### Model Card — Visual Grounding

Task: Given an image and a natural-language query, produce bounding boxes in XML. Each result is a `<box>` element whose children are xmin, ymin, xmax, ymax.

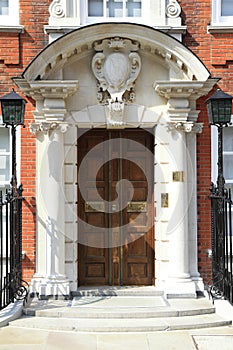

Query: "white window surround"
<box><xmin>211</xmin><ymin>115</ymin><xmax>233</xmax><ymax>185</ymax></box>
<box><xmin>0</xmin><ymin>122</ymin><xmax>21</xmax><ymax>187</ymax></box>
<box><xmin>46</xmin><ymin>0</ymin><xmax>185</xmax><ymax>41</ymax></box>
<box><xmin>0</xmin><ymin>125</ymin><xmax>11</xmax><ymax>187</ymax></box>
<box><xmin>208</xmin><ymin>0</ymin><xmax>233</xmax><ymax>33</ymax></box>
<box><xmin>0</xmin><ymin>0</ymin><xmax>19</xmax><ymax>26</ymax></box>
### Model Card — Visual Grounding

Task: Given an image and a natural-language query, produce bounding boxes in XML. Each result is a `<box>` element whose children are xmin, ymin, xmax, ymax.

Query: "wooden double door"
<box><xmin>78</xmin><ymin>129</ymin><xmax>154</xmax><ymax>286</ymax></box>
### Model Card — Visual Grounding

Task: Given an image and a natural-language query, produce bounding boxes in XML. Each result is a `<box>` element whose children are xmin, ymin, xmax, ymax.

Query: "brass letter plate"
<box><xmin>85</xmin><ymin>202</ymin><xmax>105</xmax><ymax>212</ymax></box>
<box><xmin>127</xmin><ymin>202</ymin><xmax>147</xmax><ymax>212</ymax></box>
<box><xmin>161</xmin><ymin>193</ymin><xmax>169</xmax><ymax>208</ymax></box>
<box><xmin>173</xmin><ymin>171</ymin><xmax>185</xmax><ymax>182</ymax></box>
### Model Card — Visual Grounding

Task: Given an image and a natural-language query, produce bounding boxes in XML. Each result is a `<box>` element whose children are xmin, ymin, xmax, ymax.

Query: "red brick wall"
<box><xmin>0</xmin><ymin>1</ymin><xmax>50</xmax><ymax>281</ymax></box>
<box><xmin>181</xmin><ymin>0</ymin><xmax>233</xmax><ymax>284</ymax></box>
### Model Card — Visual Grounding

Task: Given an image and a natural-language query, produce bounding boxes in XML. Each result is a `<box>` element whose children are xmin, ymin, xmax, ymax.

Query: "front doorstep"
<box><xmin>30</xmin><ymin>274</ymin><xmax>70</xmax><ymax>299</ymax></box>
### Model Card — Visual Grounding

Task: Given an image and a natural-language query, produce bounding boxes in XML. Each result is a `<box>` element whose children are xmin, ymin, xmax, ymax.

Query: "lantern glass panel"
<box><xmin>1</xmin><ymin>100</ymin><xmax>25</xmax><ymax>125</ymax></box>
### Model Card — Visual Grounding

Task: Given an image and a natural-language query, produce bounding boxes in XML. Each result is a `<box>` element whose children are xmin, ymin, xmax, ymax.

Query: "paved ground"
<box><xmin>0</xmin><ymin>325</ymin><xmax>233</xmax><ymax>349</ymax></box>
<box><xmin>0</xmin><ymin>290</ymin><xmax>233</xmax><ymax>349</ymax></box>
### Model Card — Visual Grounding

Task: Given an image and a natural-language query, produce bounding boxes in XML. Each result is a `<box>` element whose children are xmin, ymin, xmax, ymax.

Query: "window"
<box><xmin>88</xmin><ymin>0</ymin><xmax>141</xmax><ymax>17</ymax></box>
<box><xmin>222</xmin><ymin>0</ymin><xmax>233</xmax><ymax>16</ymax></box>
<box><xmin>0</xmin><ymin>126</ymin><xmax>11</xmax><ymax>188</ymax></box>
<box><xmin>212</xmin><ymin>0</ymin><xmax>233</xmax><ymax>25</ymax></box>
<box><xmin>0</xmin><ymin>0</ymin><xmax>19</xmax><ymax>26</ymax></box>
<box><xmin>83</xmin><ymin>0</ymin><xmax>144</xmax><ymax>23</ymax></box>
<box><xmin>223</xmin><ymin>126</ymin><xmax>233</xmax><ymax>192</ymax></box>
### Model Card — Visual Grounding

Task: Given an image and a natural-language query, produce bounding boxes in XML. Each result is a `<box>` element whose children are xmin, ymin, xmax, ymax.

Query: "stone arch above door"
<box><xmin>14</xmin><ymin>23</ymin><xmax>216</xmax><ymax>131</ymax></box>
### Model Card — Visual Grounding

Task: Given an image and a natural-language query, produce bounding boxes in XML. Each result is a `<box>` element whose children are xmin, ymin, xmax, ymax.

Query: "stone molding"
<box><xmin>154</xmin><ymin>80</ymin><xmax>216</xmax><ymax>100</ymax></box>
<box><xmin>13</xmin><ymin>79</ymin><xmax>79</xmax><ymax>101</ymax></box>
<box><xmin>13</xmin><ymin>79</ymin><xmax>78</xmax><ymax>134</ymax></box>
<box><xmin>17</xmin><ymin>24</ymin><xmax>210</xmax><ymax>81</ymax></box>
<box><xmin>169</xmin><ymin>121</ymin><xmax>204</xmax><ymax>134</ymax></box>
<box><xmin>154</xmin><ymin>79</ymin><xmax>218</xmax><ymax>124</ymax></box>
<box><xmin>30</xmin><ymin>121</ymin><xmax>69</xmax><ymax>135</ymax></box>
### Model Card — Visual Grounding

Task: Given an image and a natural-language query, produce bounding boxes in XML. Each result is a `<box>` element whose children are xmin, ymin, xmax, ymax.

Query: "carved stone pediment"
<box><xmin>92</xmin><ymin>37</ymin><xmax>141</xmax><ymax>128</ymax></box>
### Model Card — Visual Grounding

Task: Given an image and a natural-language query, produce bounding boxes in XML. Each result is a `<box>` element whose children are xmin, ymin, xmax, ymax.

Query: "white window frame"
<box><xmin>212</xmin><ymin>0</ymin><xmax>233</xmax><ymax>25</ymax></box>
<box><xmin>81</xmin><ymin>0</ymin><xmax>147</xmax><ymax>25</ymax></box>
<box><xmin>0</xmin><ymin>125</ymin><xmax>11</xmax><ymax>187</ymax></box>
<box><xmin>211</xmin><ymin>115</ymin><xmax>233</xmax><ymax>185</ymax></box>
<box><xmin>0</xmin><ymin>0</ymin><xmax>19</xmax><ymax>26</ymax></box>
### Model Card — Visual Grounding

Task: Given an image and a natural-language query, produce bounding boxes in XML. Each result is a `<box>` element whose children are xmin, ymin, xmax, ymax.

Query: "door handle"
<box><xmin>112</xmin><ymin>204</ymin><xmax>117</xmax><ymax>212</ymax></box>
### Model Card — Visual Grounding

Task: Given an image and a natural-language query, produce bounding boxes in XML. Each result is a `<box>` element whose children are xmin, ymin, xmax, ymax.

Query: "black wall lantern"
<box><xmin>0</xmin><ymin>88</ymin><xmax>26</xmax><ymax>126</ymax></box>
<box><xmin>0</xmin><ymin>88</ymin><xmax>27</xmax><ymax>191</ymax></box>
<box><xmin>206</xmin><ymin>89</ymin><xmax>233</xmax><ymax>126</ymax></box>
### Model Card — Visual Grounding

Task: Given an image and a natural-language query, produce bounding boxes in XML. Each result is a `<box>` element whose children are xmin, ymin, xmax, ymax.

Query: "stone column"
<box><xmin>30</xmin><ymin>122</ymin><xmax>70</xmax><ymax>298</ymax></box>
<box><xmin>165</xmin><ymin>121</ymin><xmax>203</xmax><ymax>297</ymax></box>
<box><xmin>165</xmin><ymin>124</ymin><xmax>194</xmax><ymax>297</ymax></box>
<box><xmin>186</xmin><ymin>129</ymin><xmax>205</xmax><ymax>293</ymax></box>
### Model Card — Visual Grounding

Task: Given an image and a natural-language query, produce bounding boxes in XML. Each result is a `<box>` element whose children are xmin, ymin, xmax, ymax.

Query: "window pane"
<box><xmin>0</xmin><ymin>128</ymin><xmax>10</xmax><ymax>152</ymax></box>
<box><xmin>126</xmin><ymin>0</ymin><xmax>141</xmax><ymax>17</ymax></box>
<box><xmin>0</xmin><ymin>155</ymin><xmax>10</xmax><ymax>182</ymax></box>
<box><xmin>222</xmin><ymin>0</ymin><xmax>233</xmax><ymax>16</ymax></box>
<box><xmin>88</xmin><ymin>0</ymin><xmax>103</xmax><ymax>16</ymax></box>
<box><xmin>107</xmin><ymin>0</ymin><xmax>123</xmax><ymax>17</ymax></box>
<box><xmin>223</xmin><ymin>127</ymin><xmax>233</xmax><ymax>152</ymax></box>
<box><xmin>0</xmin><ymin>0</ymin><xmax>8</xmax><ymax>15</ymax></box>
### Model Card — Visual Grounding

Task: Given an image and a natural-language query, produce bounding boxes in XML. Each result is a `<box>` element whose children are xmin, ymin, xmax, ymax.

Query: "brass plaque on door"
<box><xmin>127</xmin><ymin>202</ymin><xmax>147</xmax><ymax>212</ymax></box>
<box><xmin>85</xmin><ymin>202</ymin><xmax>105</xmax><ymax>212</ymax></box>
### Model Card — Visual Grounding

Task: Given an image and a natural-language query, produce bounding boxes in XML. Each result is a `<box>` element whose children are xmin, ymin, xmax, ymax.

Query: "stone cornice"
<box><xmin>0</xmin><ymin>25</ymin><xmax>24</xmax><ymax>33</ymax></box>
<box><xmin>154</xmin><ymin>79</ymin><xmax>219</xmax><ymax>100</ymax></box>
<box><xmin>207</xmin><ymin>25</ymin><xmax>233</xmax><ymax>34</ymax></box>
<box><xmin>13</xmin><ymin>79</ymin><xmax>79</xmax><ymax>100</ymax></box>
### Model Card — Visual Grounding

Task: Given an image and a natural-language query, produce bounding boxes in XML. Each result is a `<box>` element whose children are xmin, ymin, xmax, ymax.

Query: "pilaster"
<box><xmin>23</xmin><ymin>81</ymin><xmax>78</xmax><ymax>298</ymax></box>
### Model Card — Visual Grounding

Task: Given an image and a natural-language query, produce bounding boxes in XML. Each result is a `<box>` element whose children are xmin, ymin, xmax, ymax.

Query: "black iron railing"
<box><xmin>210</xmin><ymin>182</ymin><xmax>233</xmax><ymax>305</ymax></box>
<box><xmin>0</xmin><ymin>185</ymin><xmax>28</xmax><ymax>310</ymax></box>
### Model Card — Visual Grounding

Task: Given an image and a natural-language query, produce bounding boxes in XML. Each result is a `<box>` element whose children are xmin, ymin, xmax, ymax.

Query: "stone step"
<box><xmin>30</xmin><ymin>297</ymin><xmax>215</xmax><ymax>319</ymax></box>
<box><xmin>9</xmin><ymin>313</ymin><xmax>232</xmax><ymax>332</ymax></box>
<box><xmin>34</xmin><ymin>306</ymin><xmax>215</xmax><ymax>319</ymax></box>
<box><xmin>24</xmin><ymin>295</ymin><xmax>216</xmax><ymax>319</ymax></box>
<box><xmin>70</xmin><ymin>286</ymin><xmax>164</xmax><ymax>297</ymax></box>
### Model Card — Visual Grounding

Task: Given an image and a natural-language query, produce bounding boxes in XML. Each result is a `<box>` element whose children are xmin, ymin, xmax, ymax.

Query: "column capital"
<box><xmin>168</xmin><ymin>121</ymin><xmax>204</xmax><ymax>134</ymax></box>
<box><xmin>30</xmin><ymin>121</ymin><xmax>69</xmax><ymax>135</ymax></box>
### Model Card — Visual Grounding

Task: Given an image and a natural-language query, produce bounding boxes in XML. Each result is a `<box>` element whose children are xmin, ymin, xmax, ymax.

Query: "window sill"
<box><xmin>207</xmin><ymin>25</ymin><xmax>233</xmax><ymax>33</ymax></box>
<box><xmin>44</xmin><ymin>25</ymin><xmax>80</xmax><ymax>35</ymax></box>
<box><xmin>0</xmin><ymin>25</ymin><xmax>24</xmax><ymax>33</ymax></box>
<box><xmin>44</xmin><ymin>24</ymin><xmax>187</xmax><ymax>35</ymax></box>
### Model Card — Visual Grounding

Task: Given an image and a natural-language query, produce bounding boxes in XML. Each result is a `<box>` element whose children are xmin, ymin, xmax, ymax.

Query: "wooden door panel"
<box><xmin>78</xmin><ymin>130</ymin><xmax>109</xmax><ymax>286</ymax></box>
<box><xmin>78</xmin><ymin>129</ymin><xmax>154</xmax><ymax>286</ymax></box>
<box><xmin>122</xmin><ymin>130</ymin><xmax>154</xmax><ymax>285</ymax></box>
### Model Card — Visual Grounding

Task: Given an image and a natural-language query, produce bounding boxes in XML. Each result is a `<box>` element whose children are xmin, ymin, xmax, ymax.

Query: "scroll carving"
<box><xmin>166</xmin><ymin>0</ymin><xmax>181</xmax><ymax>18</ymax></box>
<box><xmin>49</xmin><ymin>0</ymin><xmax>65</xmax><ymax>18</ymax></box>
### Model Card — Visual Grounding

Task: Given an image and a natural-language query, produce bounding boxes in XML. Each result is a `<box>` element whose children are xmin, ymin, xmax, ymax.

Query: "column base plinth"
<box><xmin>164</xmin><ymin>277</ymin><xmax>197</xmax><ymax>298</ymax></box>
<box><xmin>30</xmin><ymin>273</ymin><xmax>70</xmax><ymax>299</ymax></box>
